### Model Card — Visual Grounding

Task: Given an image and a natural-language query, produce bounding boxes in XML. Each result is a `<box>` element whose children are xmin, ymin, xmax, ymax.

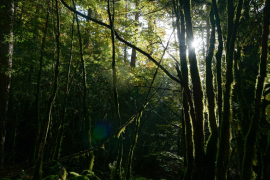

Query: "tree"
<box><xmin>0</xmin><ymin>0</ymin><xmax>14</xmax><ymax>168</ymax></box>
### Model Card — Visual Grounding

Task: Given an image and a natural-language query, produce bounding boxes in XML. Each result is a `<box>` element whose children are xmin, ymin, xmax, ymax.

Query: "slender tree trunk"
<box><xmin>173</xmin><ymin>0</ymin><xmax>193</xmax><ymax>179</ymax></box>
<box><xmin>130</xmin><ymin>0</ymin><xmax>139</xmax><ymax>67</ymax></box>
<box><xmin>12</xmin><ymin>106</ymin><xmax>18</xmax><ymax>166</ymax></box>
<box><xmin>107</xmin><ymin>0</ymin><xmax>123</xmax><ymax>178</ymax></box>
<box><xmin>33</xmin><ymin>0</ymin><xmax>61</xmax><ymax>179</ymax></box>
<box><xmin>124</xmin><ymin>0</ymin><xmax>128</xmax><ymax>63</ymax></box>
<box><xmin>126</xmin><ymin>113</ymin><xmax>141</xmax><ymax>180</ymax></box>
<box><xmin>180</xmin><ymin>107</ymin><xmax>186</xmax><ymax>166</ymax></box>
<box><xmin>216</xmin><ymin>0</ymin><xmax>243</xmax><ymax>178</ymax></box>
<box><xmin>212</xmin><ymin>0</ymin><xmax>223</xmax><ymax>128</ymax></box>
<box><xmin>53</xmin><ymin>15</ymin><xmax>75</xmax><ymax>160</ymax></box>
<box><xmin>72</xmin><ymin>0</ymin><xmax>95</xmax><ymax>171</ymax></box>
<box><xmin>204</xmin><ymin>6</ymin><xmax>217</xmax><ymax>180</ymax></box>
<box><xmin>183</xmin><ymin>0</ymin><xmax>204</xmax><ymax>178</ymax></box>
<box><xmin>33</xmin><ymin>3</ymin><xmax>50</xmax><ymax>163</ymax></box>
<box><xmin>0</xmin><ymin>0</ymin><xmax>14</xmax><ymax>168</ymax></box>
<box><xmin>242</xmin><ymin>0</ymin><xmax>269</xmax><ymax>179</ymax></box>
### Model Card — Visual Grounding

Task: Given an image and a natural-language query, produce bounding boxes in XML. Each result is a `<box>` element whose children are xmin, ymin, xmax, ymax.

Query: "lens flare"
<box><xmin>192</xmin><ymin>39</ymin><xmax>199</xmax><ymax>48</ymax></box>
<box><xmin>93</xmin><ymin>121</ymin><xmax>111</xmax><ymax>140</ymax></box>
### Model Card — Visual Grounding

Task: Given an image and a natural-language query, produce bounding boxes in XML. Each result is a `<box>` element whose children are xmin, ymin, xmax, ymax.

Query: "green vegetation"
<box><xmin>0</xmin><ymin>0</ymin><xmax>269</xmax><ymax>179</ymax></box>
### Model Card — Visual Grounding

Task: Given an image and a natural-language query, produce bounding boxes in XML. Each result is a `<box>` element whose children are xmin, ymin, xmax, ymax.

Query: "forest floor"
<box><xmin>0</xmin><ymin>162</ymin><xmax>33</xmax><ymax>179</ymax></box>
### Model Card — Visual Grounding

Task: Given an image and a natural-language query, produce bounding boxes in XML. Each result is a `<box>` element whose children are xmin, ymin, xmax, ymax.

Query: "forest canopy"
<box><xmin>0</xmin><ymin>0</ymin><xmax>270</xmax><ymax>179</ymax></box>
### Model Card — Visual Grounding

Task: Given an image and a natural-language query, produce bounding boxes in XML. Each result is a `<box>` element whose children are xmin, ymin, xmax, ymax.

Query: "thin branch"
<box><xmin>148</xmin><ymin>109</ymin><xmax>181</xmax><ymax>128</ymax></box>
<box><xmin>60</xmin><ymin>0</ymin><xmax>181</xmax><ymax>85</ymax></box>
<box><xmin>134</xmin><ymin>86</ymin><xmax>181</xmax><ymax>92</ymax></box>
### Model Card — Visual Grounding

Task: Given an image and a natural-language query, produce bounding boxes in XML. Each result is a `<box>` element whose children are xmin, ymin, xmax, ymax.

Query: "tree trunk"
<box><xmin>33</xmin><ymin>0</ymin><xmax>61</xmax><ymax>179</ymax></box>
<box><xmin>173</xmin><ymin>0</ymin><xmax>193</xmax><ymax>179</ymax></box>
<box><xmin>204</xmin><ymin>6</ymin><xmax>217</xmax><ymax>180</ymax></box>
<box><xmin>130</xmin><ymin>0</ymin><xmax>139</xmax><ymax>67</ymax></box>
<box><xmin>107</xmin><ymin>0</ymin><xmax>123</xmax><ymax>178</ymax></box>
<box><xmin>53</xmin><ymin>15</ymin><xmax>75</xmax><ymax>160</ymax></box>
<box><xmin>216</xmin><ymin>0</ymin><xmax>243</xmax><ymax>178</ymax></box>
<box><xmin>33</xmin><ymin>3</ymin><xmax>50</xmax><ymax>163</ymax></box>
<box><xmin>72</xmin><ymin>0</ymin><xmax>95</xmax><ymax>171</ymax></box>
<box><xmin>241</xmin><ymin>0</ymin><xmax>269</xmax><ymax>178</ymax></box>
<box><xmin>0</xmin><ymin>0</ymin><xmax>14</xmax><ymax>168</ymax></box>
<box><xmin>183</xmin><ymin>0</ymin><xmax>204</xmax><ymax>178</ymax></box>
<box><xmin>212</xmin><ymin>0</ymin><xmax>223</xmax><ymax>129</ymax></box>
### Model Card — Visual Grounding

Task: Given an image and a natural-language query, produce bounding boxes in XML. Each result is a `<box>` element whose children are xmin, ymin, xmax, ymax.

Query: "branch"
<box><xmin>60</xmin><ymin>0</ymin><xmax>110</xmax><ymax>28</ymax></box>
<box><xmin>60</xmin><ymin>0</ymin><xmax>181</xmax><ymax>85</ymax></box>
<box><xmin>134</xmin><ymin>85</ymin><xmax>181</xmax><ymax>92</ymax></box>
<box><xmin>148</xmin><ymin>108</ymin><xmax>181</xmax><ymax>128</ymax></box>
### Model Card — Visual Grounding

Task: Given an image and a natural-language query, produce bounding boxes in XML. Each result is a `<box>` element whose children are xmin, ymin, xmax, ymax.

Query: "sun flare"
<box><xmin>192</xmin><ymin>39</ymin><xmax>200</xmax><ymax>48</ymax></box>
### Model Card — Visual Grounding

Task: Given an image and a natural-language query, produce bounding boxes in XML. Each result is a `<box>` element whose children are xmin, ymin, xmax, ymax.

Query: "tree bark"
<box><xmin>107</xmin><ymin>0</ymin><xmax>123</xmax><ymax>179</ymax></box>
<box><xmin>173</xmin><ymin>0</ymin><xmax>193</xmax><ymax>179</ymax></box>
<box><xmin>33</xmin><ymin>3</ymin><xmax>50</xmax><ymax>163</ymax></box>
<box><xmin>130</xmin><ymin>0</ymin><xmax>139</xmax><ymax>67</ymax></box>
<box><xmin>216</xmin><ymin>0</ymin><xmax>243</xmax><ymax>178</ymax></box>
<box><xmin>204</xmin><ymin>6</ymin><xmax>217</xmax><ymax>180</ymax></box>
<box><xmin>241</xmin><ymin>0</ymin><xmax>269</xmax><ymax>178</ymax></box>
<box><xmin>0</xmin><ymin>0</ymin><xmax>14</xmax><ymax>168</ymax></box>
<box><xmin>183</xmin><ymin>0</ymin><xmax>204</xmax><ymax>179</ymax></box>
<box><xmin>33</xmin><ymin>0</ymin><xmax>61</xmax><ymax>179</ymax></box>
<box><xmin>53</xmin><ymin>15</ymin><xmax>75</xmax><ymax>160</ymax></box>
<box><xmin>72</xmin><ymin>0</ymin><xmax>95</xmax><ymax>171</ymax></box>
<box><xmin>212</xmin><ymin>0</ymin><xmax>223</xmax><ymax>128</ymax></box>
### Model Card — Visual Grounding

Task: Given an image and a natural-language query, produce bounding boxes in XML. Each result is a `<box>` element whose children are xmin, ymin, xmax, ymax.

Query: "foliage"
<box><xmin>0</xmin><ymin>0</ymin><xmax>269</xmax><ymax>179</ymax></box>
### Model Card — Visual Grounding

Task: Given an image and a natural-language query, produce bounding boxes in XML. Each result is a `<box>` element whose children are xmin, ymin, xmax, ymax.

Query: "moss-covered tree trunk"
<box><xmin>241</xmin><ymin>0</ymin><xmax>269</xmax><ymax>178</ymax></box>
<box><xmin>126</xmin><ymin>112</ymin><xmax>141</xmax><ymax>180</ymax></box>
<box><xmin>259</xmin><ymin>90</ymin><xmax>270</xmax><ymax>179</ymax></box>
<box><xmin>183</xmin><ymin>0</ymin><xmax>204</xmax><ymax>179</ymax></box>
<box><xmin>107</xmin><ymin>0</ymin><xmax>123</xmax><ymax>179</ymax></box>
<box><xmin>204</xmin><ymin>6</ymin><xmax>217</xmax><ymax>180</ymax></box>
<box><xmin>212</xmin><ymin>0</ymin><xmax>223</xmax><ymax>129</ymax></box>
<box><xmin>73</xmin><ymin>0</ymin><xmax>95</xmax><ymax>171</ymax></box>
<box><xmin>173</xmin><ymin>0</ymin><xmax>193</xmax><ymax>179</ymax></box>
<box><xmin>216</xmin><ymin>0</ymin><xmax>243</xmax><ymax>178</ymax></box>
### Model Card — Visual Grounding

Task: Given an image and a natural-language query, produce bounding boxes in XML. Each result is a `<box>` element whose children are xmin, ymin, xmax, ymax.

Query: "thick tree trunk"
<box><xmin>0</xmin><ymin>0</ymin><xmax>14</xmax><ymax>168</ymax></box>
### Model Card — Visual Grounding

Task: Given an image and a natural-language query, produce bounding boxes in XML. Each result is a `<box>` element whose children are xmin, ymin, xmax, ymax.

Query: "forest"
<box><xmin>0</xmin><ymin>0</ymin><xmax>269</xmax><ymax>179</ymax></box>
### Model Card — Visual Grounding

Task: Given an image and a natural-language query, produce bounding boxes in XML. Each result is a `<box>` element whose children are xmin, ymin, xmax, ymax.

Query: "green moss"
<box><xmin>135</xmin><ymin>177</ymin><xmax>147</xmax><ymax>180</ymax></box>
<box><xmin>43</xmin><ymin>163</ymin><xmax>67</xmax><ymax>180</ymax></box>
<box><xmin>81</xmin><ymin>170</ymin><xmax>94</xmax><ymax>176</ymax></box>
<box><xmin>42</xmin><ymin>175</ymin><xmax>59</xmax><ymax>180</ymax></box>
<box><xmin>67</xmin><ymin>176</ymin><xmax>89</xmax><ymax>180</ymax></box>
<box><xmin>68</xmin><ymin>172</ymin><xmax>80</xmax><ymax>178</ymax></box>
<box><xmin>80</xmin><ymin>170</ymin><xmax>100</xmax><ymax>180</ymax></box>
